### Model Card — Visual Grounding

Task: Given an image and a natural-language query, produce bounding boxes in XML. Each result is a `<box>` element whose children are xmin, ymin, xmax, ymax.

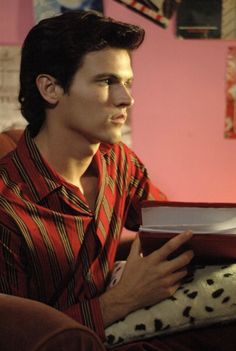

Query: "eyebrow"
<box><xmin>93</xmin><ymin>73</ymin><xmax>134</xmax><ymax>82</ymax></box>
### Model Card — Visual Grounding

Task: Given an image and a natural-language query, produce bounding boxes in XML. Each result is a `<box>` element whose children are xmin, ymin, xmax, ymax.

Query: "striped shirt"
<box><xmin>0</xmin><ymin>129</ymin><xmax>166</xmax><ymax>339</ymax></box>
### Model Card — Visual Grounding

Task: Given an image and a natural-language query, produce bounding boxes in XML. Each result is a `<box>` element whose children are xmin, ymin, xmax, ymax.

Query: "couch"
<box><xmin>0</xmin><ymin>129</ymin><xmax>23</xmax><ymax>159</ymax></box>
<box><xmin>0</xmin><ymin>294</ymin><xmax>105</xmax><ymax>351</ymax></box>
<box><xmin>0</xmin><ymin>129</ymin><xmax>106</xmax><ymax>351</ymax></box>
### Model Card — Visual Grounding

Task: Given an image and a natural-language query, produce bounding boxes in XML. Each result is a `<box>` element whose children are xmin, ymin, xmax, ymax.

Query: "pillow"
<box><xmin>105</xmin><ymin>261</ymin><xmax>236</xmax><ymax>348</ymax></box>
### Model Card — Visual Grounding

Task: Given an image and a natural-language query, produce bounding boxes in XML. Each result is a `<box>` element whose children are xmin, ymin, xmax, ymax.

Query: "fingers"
<box><xmin>163</xmin><ymin>267</ymin><xmax>188</xmax><ymax>287</ymax></box>
<box><xmin>165</xmin><ymin>249</ymin><xmax>194</xmax><ymax>274</ymax></box>
<box><xmin>128</xmin><ymin>234</ymin><xmax>141</xmax><ymax>258</ymax></box>
<box><xmin>162</xmin><ymin>281</ymin><xmax>183</xmax><ymax>300</ymax></box>
<box><xmin>146</xmin><ymin>231</ymin><xmax>194</xmax><ymax>279</ymax></box>
<box><xmin>153</xmin><ymin>230</ymin><xmax>193</xmax><ymax>262</ymax></box>
<box><xmin>150</xmin><ymin>268</ymin><xmax>190</xmax><ymax>302</ymax></box>
<box><xmin>117</xmin><ymin>232</ymin><xmax>193</xmax><ymax>311</ymax></box>
<box><xmin>153</xmin><ymin>269</ymin><xmax>188</xmax><ymax>302</ymax></box>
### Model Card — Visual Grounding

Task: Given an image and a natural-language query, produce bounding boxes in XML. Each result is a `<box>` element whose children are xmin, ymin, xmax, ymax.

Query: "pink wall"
<box><xmin>1</xmin><ymin>0</ymin><xmax>236</xmax><ymax>203</ymax></box>
<box><xmin>0</xmin><ymin>0</ymin><xmax>34</xmax><ymax>45</ymax></box>
<box><xmin>105</xmin><ymin>1</ymin><xmax>236</xmax><ymax>204</ymax></box>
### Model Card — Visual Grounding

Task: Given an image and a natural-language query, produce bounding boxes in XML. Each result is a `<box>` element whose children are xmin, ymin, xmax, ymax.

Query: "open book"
<box><xmin>139</xmin><ymin>201</ymin><xmax>236</xmax><ymax>264</ymax></box>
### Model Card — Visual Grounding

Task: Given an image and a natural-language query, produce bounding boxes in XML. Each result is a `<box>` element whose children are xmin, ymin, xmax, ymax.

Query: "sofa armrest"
<box><xmin>0</xmin><ymin>129</ymin><xmax>23</xmax><ymax>159</ymax></box>
<box><xmin>0</xmin><ymin>294</ymin><xmax>105</xmax><ymax>351</ymax></box>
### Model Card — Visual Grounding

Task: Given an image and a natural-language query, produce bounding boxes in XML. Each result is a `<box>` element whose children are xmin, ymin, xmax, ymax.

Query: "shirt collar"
<box><xmin>16</xmin><ymin>128</ymin><xmax>63</xmax><ymax>203</ymax></box>
<box><xmin>16</xmin><ymin>128</ymin><xmax>112</xmax><ymax>203</ymax></box>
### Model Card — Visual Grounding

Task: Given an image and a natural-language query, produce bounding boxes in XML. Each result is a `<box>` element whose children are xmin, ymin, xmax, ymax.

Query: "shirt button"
<box><xmin>86</xmin><ymin>272</ymin><xmax>92</xmax><ymax>282</ymax></box>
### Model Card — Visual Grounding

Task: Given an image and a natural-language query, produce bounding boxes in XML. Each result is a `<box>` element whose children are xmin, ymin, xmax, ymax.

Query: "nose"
<box><xmin>112</xmin><ymin>84</ymin><xmax>134</xmax><ymax>108</ymax></box>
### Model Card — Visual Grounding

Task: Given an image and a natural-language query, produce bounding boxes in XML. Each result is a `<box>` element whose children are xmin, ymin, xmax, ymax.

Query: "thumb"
<box><xmin>128</xmin><ymin>234</ymin><xmax>142</xmax><ymax>259</ymax></box>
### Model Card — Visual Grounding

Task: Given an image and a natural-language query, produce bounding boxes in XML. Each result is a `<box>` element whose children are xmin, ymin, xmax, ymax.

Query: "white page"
<box><xmin>141</xmin><ymin>206</ymin><xmax>236</xmax><ymax>234</ymax></box>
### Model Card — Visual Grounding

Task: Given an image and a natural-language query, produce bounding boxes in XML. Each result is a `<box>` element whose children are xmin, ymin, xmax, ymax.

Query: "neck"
<box><xmin>34</xmin><ymin>126</ymin><xmax>100</xmax><ymax>187</ymax></box>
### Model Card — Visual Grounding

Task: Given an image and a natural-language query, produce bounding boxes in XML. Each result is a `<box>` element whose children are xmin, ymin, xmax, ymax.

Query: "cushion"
<box><xmin>105</xmin><ymin>261</ymin><xmax>236</xmax><ymax>348</ymax></box>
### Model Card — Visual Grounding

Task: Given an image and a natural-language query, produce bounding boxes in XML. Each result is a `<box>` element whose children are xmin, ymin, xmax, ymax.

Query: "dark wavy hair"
<box><xmin>18</xmin><ymin>10</ymin><xmax>145</xmax><ymax>137</ymax></box>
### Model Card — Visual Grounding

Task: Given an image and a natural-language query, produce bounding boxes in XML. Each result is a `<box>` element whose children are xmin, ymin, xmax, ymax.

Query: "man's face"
<box><xmin>57</xmin><ymin>48</ymin><xmax>134</xmax><ymax>145</ymax></box>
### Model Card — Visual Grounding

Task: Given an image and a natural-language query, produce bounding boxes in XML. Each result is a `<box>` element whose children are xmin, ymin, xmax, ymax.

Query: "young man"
<box><xmin>0</xmin><ymin>10</ymin><xmax>235</xmax><ymax>351</ymax></box>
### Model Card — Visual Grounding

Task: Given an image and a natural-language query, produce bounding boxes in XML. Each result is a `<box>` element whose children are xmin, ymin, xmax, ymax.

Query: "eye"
<box><xmin>103</xmin><ymin>78</ymin><xmax>114</xmax><ymax>85</ymax></box>
<box><xmin>124</xmin><ymin>80</ymin><xmax>133</xmax><ymax>89</ymax></box>
<box><xmin>97</xmin><ymin>77</ymin><xmax>116</xmax><ymax>86</ymax></box>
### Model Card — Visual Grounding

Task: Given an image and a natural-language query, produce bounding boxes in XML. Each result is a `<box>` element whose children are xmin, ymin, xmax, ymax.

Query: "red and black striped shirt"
<box><xmin>0</xmin><ymin>129</ymin><xmax>166</xmax><ymax>339</ymax></box>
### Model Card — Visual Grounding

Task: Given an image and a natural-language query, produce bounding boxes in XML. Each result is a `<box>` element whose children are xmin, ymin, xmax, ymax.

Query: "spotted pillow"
<box><xmin>104</xmin><ymin>262</ymin><xmax>236</xmax><ymax>348</ymax></box>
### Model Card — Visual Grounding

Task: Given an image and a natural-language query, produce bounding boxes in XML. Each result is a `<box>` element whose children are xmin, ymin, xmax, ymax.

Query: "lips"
<box><xmin>111</xmin><ymin>114</ymin><xmax>127</xmax><ymax>124</ymax></box>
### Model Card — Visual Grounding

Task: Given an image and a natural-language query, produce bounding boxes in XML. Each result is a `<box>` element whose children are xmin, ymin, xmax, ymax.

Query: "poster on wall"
<box><xmin>176</xmin><ymin>0</ymin><xmax>236</xmax><ymax>39</ymax></box>
<box><xmin>225</xmin><ymin>47</ymin><xmax>236</xmax><ymax>139</ymax></box>
<box><xmin>33</xmin><ymin>0</ymin><xmax>103</xmax><ymax>23</ymax></box>
<box><xmin>114</xmin><ymin>0</ymin><xmax>181</xmax><ymax>28</ymax></box>
<box><xmin>0</xmin><ymin>46</ymin><xmax>27</xmax><ymax>132</ymax></box>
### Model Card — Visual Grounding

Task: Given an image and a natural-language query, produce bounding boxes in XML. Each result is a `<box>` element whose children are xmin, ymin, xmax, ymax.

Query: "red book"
<box><xmin>139</xmin><ymin>201</ymin><xmax>236</xmax><ymax>264</ymax></box>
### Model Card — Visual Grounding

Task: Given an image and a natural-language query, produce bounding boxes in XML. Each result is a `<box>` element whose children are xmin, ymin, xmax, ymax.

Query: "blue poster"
<box><xmin>33</xmin><ymin>0</ymin><xmax>103</xmax><ymax>23</ymax></box>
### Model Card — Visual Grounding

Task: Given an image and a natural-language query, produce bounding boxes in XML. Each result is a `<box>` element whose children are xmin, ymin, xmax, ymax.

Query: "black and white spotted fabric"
<box><xmin>105</xmin><ymin>261</ymin><xmax>236</xmax><ymax>348</ymax></box>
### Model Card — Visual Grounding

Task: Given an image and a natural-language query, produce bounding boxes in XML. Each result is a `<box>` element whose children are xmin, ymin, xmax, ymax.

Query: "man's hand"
<box><xmin>119</xmin><ymin>231</ymin><xmax>193</xmax><ymax>310</ymax></box>
<box><xmin>100</xmin><ymin>231</ymin><xmax>194</xmax><ymax>327</ymax></box>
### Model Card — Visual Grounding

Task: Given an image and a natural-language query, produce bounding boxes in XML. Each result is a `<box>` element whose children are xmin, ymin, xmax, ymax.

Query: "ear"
<box><xmin>36</xmin><ymin>74</ymin><xmax>63</xmax><ymax>104</ymax></box>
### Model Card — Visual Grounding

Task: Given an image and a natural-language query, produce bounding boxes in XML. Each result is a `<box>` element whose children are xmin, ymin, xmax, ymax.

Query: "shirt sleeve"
<box><xmin>0</xmin><ymin>224</ymin><xmax>28</xmax><ymax>297</ymax></box>
<box><xmin>63</xmin><ymin>298</ymin><xmax>105</xmax><ymax>340</ymax></box>
<box><xmin>0</xmin><ymin>223</ymin><xmax>106</xmax><ymax>340</ymax></box>
<box><xmin>124</xmin><ymin>146</ymin><xmax>167</xmax><ymax>231</ymax></box>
